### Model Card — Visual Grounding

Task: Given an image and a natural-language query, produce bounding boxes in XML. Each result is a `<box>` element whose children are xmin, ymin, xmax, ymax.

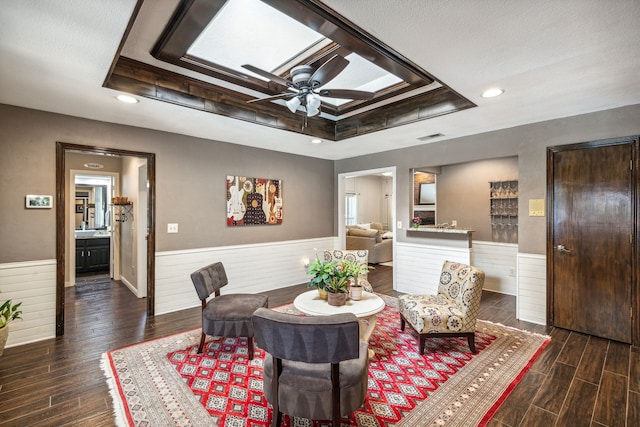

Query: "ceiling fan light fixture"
<box><xmin>306</xmin><ymin>93</ymin><xmax>321</xmax><ymax>116</ymax></box>
<box><xmin>285</xmin><ymin>96</ymin><xmax>301</xmax><ymax>113</ymax></box>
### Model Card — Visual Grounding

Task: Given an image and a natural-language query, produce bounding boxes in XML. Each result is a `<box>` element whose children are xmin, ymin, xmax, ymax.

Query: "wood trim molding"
<box><xmin>106</xmin><ymin>57</ymin><xmax>474</xmax><ymax>141</ymax></box>
<box><xmin>55</xmin><ymin>142</ymin><xmax>157</xmax><ymax>335</ymax></box>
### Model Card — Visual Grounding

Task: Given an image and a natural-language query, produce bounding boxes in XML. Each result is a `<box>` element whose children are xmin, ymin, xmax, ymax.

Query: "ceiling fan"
<box><xmin>242</xmin><ymin>55</ymin><xmax>374</xmax><ymax>117</ymax></box>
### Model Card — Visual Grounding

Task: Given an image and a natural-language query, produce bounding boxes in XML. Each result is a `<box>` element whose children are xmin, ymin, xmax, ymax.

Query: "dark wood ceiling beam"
<box><xmin>335</xmin><ymin>87</ymin><xmax>474</xmax><ymax>140</ymax></box>
<box><xmin>104</xmin><ymin>57</ymin><xmax>474</xmax><ymax>141</ymax></box>
<box><xmin>106</xmin><ymin>57</ymin><xmax>336</xmax><ymax>140</ymax></box>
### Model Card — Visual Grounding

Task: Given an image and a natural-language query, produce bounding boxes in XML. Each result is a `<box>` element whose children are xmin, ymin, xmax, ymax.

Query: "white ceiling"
<box><xmin>1</xmin><ymin>0</ymin><xmax>639</xmax><ymax>160</ymax></box>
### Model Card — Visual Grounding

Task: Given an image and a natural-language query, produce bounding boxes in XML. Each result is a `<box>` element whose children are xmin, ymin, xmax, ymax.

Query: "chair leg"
<box><xmin>400</xmin><ymin>315</ymin><xmax>406</xmax><ymax>331</ymax></box>
<box><xmin>271</xmin><ymin>358</ymin><xmax>282</xmax><ymax>427</ymax></box>
<box><xmin>467</xmin><ymin>333</ymin><xmax>477</xmax><ymax>353</ymax></box>
<box><xmin>419</xmin><ymin>334</ymin><xmax>426</xmax><ymax>355</ymax></box>
<box><xmin>197</xmin><ymin>332</ymin><xmax>206</xmax><ymax>354</ymax></box>
<box><xmin>248</xmin><ymin>336</ymin><xmax>254</xmax><ymax>360</ymax></box>
<box><xmin>331</xmin><ymin>363</ymin><xmax>341</xmax><ymax>427</ymax></box>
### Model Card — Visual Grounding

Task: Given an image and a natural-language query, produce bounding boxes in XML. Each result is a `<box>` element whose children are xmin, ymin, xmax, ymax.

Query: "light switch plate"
<box><xmin>529</xmin><ymin>199</ymin><xmax>545</xmax><ymax>217</ymax></box>
<box><xmin>397</xmin><ymin>221</ymin><xmax>402</xmax><ymax>229</ymax></box>
<box><xmin>167</xmin><ymin>223</ymin><xmax>178</xmax><ymax>233</ymax></box>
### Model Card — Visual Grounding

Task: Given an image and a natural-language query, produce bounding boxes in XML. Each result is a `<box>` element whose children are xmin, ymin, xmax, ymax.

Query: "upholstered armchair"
<box><xmin>252</xmin><ymin>307</ymin><xmax>369</xmax><ymax>427</ymax></box>
<box><xmin>190</xmin><ymin>262</ymin><xmax>268</xmax><ymax>359</ymax></box>
<box><xmin>322</xmin><ymin>249</ymin><xmax>373</xmax><ymax>292</ymax></box>
<box><xmin>398</xmin><ymin>261</ymin><xmax>485</xmax><ymax>354</ymax></box>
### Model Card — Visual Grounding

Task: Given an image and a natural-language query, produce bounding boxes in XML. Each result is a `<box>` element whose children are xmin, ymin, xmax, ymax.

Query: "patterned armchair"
<box><xmin>323</xmin><ymin>249</ymin><xmax>373</xmax><ymax>292</ymax></box>
<box><xmin>398</xmin><ymin>261</ymin><xmax>485</xmax><ymax>354</ymax></box>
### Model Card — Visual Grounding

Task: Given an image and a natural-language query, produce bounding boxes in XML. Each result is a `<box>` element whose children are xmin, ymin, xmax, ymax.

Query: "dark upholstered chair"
<box><xmin>252</xmin><ymin>307</ymin><xmax>369</xmax><ymax>427</ymax></box>
<box><xmin>191</xmin><ymin>262</ymin><xmax>268</xmax><ymax>359</ymax></box>
<box><xmin>399</xmin><ymin>261</ymin><xmax>485</xmax><ymax>354</ymax></box>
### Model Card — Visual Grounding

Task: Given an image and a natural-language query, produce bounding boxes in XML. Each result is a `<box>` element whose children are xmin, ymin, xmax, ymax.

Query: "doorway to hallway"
<box><xmin>55</xmin><ymin>142</ymin><xmax>156</xmax><ymax>336</ymax></box>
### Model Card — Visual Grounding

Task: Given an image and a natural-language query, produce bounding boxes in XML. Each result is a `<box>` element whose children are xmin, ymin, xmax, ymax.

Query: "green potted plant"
<box><xmin>343</xmin><ymin>261</ymin><xmax>373</xmax><ymax>301</ymax></box>
<box><xmin>307</xmin><ymin>258</ymin><xmax>354</xmax><ymax>306</ymax></box>
<box><xmin>307</xmin><ymin>258</ymin><xmax>338</xmax><ymax>300</ymax></box>
<box><xmin>0</xmin><ymin>299</ymin><xmax>22</xmax><ymax>356</ymax></box>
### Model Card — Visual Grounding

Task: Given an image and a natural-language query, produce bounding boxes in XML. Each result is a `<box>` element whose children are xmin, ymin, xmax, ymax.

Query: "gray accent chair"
<box><xmin>252</xmin><ymin>307</ymin><xmax>369</xmax><ymax>427</ymax></box>
<box><xmin>191</xmin><ymin>262</ymin><xmax>268</xmax><ymax>359</ymax></box>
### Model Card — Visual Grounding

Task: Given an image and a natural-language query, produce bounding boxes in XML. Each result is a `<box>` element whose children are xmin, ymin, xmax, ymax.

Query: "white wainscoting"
<box><xmin>394</xmin><ymin>242</ymin><xmax>471</xmax><ymax>295</ymax></box>
<box><xmin>155</xmin><ymin>237</ymin><xmax>337</xmax><ymax>315</ymax></box>
<box><xmin>0</xmin><ymin>260</ymin><xmax>56</xmax><ymax>348</ymax></box>
<box><xmin>471</xmin><ymin>241</ymin><xmax>518</xmax><ymax>295</ymax></box>
<box><xmin>517</xmin><ymin>253</ymin><xmax>547</xmax><ymax>325</ymax></box>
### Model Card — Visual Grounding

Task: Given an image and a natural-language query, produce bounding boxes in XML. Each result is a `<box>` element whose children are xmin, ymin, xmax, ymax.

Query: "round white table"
<box><xmin>293</xmin><ymin>290</ymin><xmax>385</xmax><ymax>357</ymax></box>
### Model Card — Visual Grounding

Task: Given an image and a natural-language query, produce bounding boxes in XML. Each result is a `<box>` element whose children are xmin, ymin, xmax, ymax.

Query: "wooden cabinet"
<box><xmin>76</xmin><ymin>237</ymin><xmax>110</xmax><ymax>273</ymax></box>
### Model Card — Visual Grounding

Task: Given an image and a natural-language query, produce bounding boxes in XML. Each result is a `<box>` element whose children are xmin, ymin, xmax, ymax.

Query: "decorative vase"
<box><xmin>0</xmin><ymin>325</ymin><xmax>8</xmax><ymax>357</ymax></box>
<box><xmin>317</xmin><ymin>287</ymin><xmax>328</xmax><ymax>300</ymax></box>
<box><xmin>412</xmin><ymin>223</ymin><xmax>420</xmax><ymax>228</ymax></box>
<box><xmin>350</xmin><ymin>285</ymin><xmax>363</xmax><ymax>301</ymax></box>
<box><xmin>327</xmin><ymin>292</ymin><xmax>347</xmax><ymax>306</ymax></box>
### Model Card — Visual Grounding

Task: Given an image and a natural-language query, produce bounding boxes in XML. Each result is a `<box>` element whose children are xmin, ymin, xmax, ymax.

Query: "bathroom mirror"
<box><xmin>75</xmin><ymin>185</ymin><xmax>109</xmax><ymax>229</ymax></box>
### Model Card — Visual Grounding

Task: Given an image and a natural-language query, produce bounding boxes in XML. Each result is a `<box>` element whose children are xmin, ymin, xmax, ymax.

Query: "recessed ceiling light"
<box><xmin>117</xmin><ymin>94</ymin><xmax>139</xmax><ymax>104</ymax></box>
<box><xmin>310</xmin><ymin>138</ymin><xmax>323</xmax><ymax>144</ymax></box>
<box><xmin>481</xmin><ymin>88</ymin><xmax>504</xmax><ymax>98</ymax></box>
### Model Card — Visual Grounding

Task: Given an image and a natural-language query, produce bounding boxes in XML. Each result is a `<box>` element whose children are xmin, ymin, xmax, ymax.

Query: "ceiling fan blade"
<box><xmin>309</xmin><ymin>55</ymin><xmax>349</xmax><ymax>88</ymax></box>
<box><xmin>317</xmin><ymin>89</ymin><xmax>375</xmax><ymax>100</ymax></box>
<box><xmin>246</xmin><ymin>93</ymin><xmax>296</xmax><ymax>104</ymax></box>
<box><xmin>241</xmin><ymin>64</ymin><xmax>293</xmax><ymax>88</ymax></box>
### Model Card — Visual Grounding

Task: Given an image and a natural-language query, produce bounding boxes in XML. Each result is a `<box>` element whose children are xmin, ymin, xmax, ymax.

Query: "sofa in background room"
<box><xmin>346</xmin><ymin>222</ymin><xmax>393</xmax><ymax>264</ymax></box>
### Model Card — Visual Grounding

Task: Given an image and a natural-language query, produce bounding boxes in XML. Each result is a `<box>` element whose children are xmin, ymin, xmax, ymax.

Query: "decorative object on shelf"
<box><xmin>0</xmin><ymin>298</ymin><xmax>23</xmax><ymax>356</ymax></box>
<box><xmin>412</xmin><ymin>216</ymin><xmax>421</xmax><ymax>228</ymax></box>
<box><xmin>226</xmin><ymin>176</ymin><xmax>282</xmax><ymax>226</ymax></box>
<box><xmin>489</xmin><ymin>180</ymin><xmax>518</xmax><ymax>243</ymax></box>
<box><xmin>111</xmin><ymin>197</ymin><xmax>133</xmax><ymax>222</ymax></box>
<box><xmin>111</xmin><ymin>196</ymin><xmax>131</xmax><ymax>205</ymax></box>
<box><xmin>25</xmin><ymin>195</ymin><xmax>52</xmax><ymax>209</ymax></box>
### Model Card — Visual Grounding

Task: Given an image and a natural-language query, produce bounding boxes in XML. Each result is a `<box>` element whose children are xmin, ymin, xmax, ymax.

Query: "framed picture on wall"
<box><xmin>26</xmin><ymin>195</ymin><xmax>53</xmax><ymax>209</ymax></box>
<box><xmin>418</xmin><ymin>183</ymin><xmax>436</xmax><ymax>205</ymax></box>
<box><xmin>226</xmin><ymin>176</ymin><xmax>283</xmax><ymax>226</ymax></box>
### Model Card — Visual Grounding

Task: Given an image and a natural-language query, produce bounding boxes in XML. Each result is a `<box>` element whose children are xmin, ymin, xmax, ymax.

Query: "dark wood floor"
<box><xmin>0</xmin><ymin>266</ymin><xmax>637</xmax><ymax>426</ymax></box>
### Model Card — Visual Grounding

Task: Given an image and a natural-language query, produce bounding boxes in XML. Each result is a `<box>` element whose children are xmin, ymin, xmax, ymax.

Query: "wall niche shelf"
<box><xmin>489</xmin><ymin>180</ymin><xmax>518</xmax><ymax>243</ymax></box>
<box><xmin>112</xmin><ymin>203</ymin><xmax>133</xmax><ymax>223</ymax></box>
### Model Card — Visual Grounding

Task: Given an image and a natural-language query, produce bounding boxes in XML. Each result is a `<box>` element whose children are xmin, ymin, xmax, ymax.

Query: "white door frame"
<box><xmin>337</xmin><ymin>166</ymin><xmax>396</xmax><ymax>290</ymax></box>
<box><xmin>68</xmin><ymin>170</ymin><xmax>119</xmax><ymax>287</ymax></box>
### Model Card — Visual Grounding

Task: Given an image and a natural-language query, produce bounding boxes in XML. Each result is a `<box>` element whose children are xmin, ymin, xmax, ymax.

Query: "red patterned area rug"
<box><xmin>101</xmin><ymin>295</ymin><xmax>549</xmax><ymax>426</ymax></box>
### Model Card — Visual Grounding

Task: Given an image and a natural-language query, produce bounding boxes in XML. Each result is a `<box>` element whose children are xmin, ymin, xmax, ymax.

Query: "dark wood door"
<box><xmin>550</xmin><ymin>142</ymin><xmax>633</xmax><ymax>343</ymax></box>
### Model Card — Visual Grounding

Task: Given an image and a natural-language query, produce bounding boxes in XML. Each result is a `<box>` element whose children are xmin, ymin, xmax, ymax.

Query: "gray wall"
<box><xmin>336</xmin><ymin>104</ymin><xmax>640</xmax><ymax>254</ymax></box>
<box><xmin>435</xmin><ymin>157</ymin><xmax>518</xmax><ymax>241</ymax></box>
<box><xmin>2</xmin><ymin>103</ymin><xmax>639</xmax><ymax>263</ymax></box>
<box><xmin>0</xmin><ymin>104</ymin><xmax>335</xmax><ymax>264</ymax></box>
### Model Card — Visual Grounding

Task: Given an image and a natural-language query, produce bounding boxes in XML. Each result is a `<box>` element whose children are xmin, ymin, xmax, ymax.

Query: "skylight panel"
<box><xmin>187</xmin><ymin>0</ymin><xmax>324</xmax><ymax>76</ymax></box>
<box><xmin>321</xmin><ymin>53</ymin><xmax>402</xmax><ymax>105</ymax></box>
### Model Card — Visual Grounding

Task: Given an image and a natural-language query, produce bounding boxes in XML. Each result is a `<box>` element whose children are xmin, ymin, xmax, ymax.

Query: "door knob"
<box><xmin>555</xmin><ymin>244</ymin><xmax>572</xmax><ymax>254</ymax></box>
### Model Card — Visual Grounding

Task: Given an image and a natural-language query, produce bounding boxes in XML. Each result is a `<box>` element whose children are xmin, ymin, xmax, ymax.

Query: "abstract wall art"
<box><xmin>226</xmin><ymin>176</ymin><xmax>283</xmax><ymax>226</ymax></box>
